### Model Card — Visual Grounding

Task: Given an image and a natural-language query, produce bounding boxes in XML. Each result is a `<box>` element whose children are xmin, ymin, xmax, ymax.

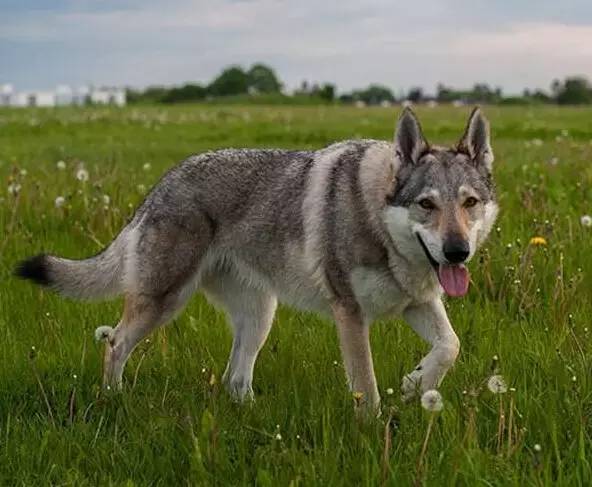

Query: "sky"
<box><xmin>1</xmin><ymin>0</ymin><xmax>592</xmax><ymax>95</ymax></box>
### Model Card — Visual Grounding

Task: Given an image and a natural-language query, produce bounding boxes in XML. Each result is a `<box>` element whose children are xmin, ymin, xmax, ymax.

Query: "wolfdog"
<box><xmin>16</xmin><ymin>108</ymin><xmax>498</xmax><ymax>414</ymax></box>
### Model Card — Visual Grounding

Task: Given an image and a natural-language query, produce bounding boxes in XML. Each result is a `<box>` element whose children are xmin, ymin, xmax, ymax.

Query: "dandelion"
<box><xmin>529</xmin><ymin>236</ymin><xmax>547</xmax><ymax>246</ymax></box>
<box><xmin>487</xmin><ymin>375</ymin><xmax>508</xmax><ymax>394</ymax></box>
<box><xmin>56</xmin><ymin>160</ymin><xmax>66</xmax><ymax>170</ymax></box>
<box><xmin>143</xmin><ymin>162</ymin><xmax>151</xmax><ymax>171</ymax></box>
<box><xmin>421</xmin><ymin>389</ymin><xmax>443</xmax><ymax>412</ymax></box>
<box><xmin>417</xmin><ymin>390</ymin><xmax>444</xmax><ymax>481</ymax></box>
<box><xmin>55</xmin><ymin>196</ymin><xmax>66</xmax><ymax>208</ymax></box>
<box><xmin>72</xmin><ymin>374</ymin><xmax>78</xmax><ymax>380</ymax></box>
<box><xmin>20</xmin><ymin>168</ymin><xmax>28</xmax><ymax>176</ymax></box>
<box><xmin>275</xmin><ymin>433</ymin><xmax>282</xmax><ymax>441</ymax></box>
<box><xmin>7</xmin><ymin>183</ymin><xmax>21</xmax><ymax>196</ymax></box>
<box><xmin>76</xmin><ymin>167</ymin><xmax>89</xmax><ymax>182</ymax></box>
<box><xmin>386</xmin><ymin>387</ymin><xmax>394</xmax><ymax>396</ymax></box>
<box><xmin>102</xmin><ymin>194</ymin><xmax>110</xmax><ymax>205</ymax></box>
<box><xmin>571</xmin><ymin>375</ymin><xmax>577</xmax><ymax>383</ymax></box>
<box><xmin>488</xmin><ymin>375</ymin><xmax>508</xmax><ymax>453</ymax></box>
<box><xmin>580</xmin><ymin>215</ymin><xmax>592</xmax><ymax>227</ymax></box>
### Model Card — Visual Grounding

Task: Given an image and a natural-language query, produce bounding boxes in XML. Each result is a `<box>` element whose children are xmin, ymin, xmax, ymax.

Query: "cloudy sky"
<box><xmin>2</xmin><ymin>0</ymin><xmax>592</xmax><ymax>95</ymax></box>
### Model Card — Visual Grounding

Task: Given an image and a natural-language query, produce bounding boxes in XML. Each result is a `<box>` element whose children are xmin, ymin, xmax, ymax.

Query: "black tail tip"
<box><xmin>14</xmin><ymin>254</ymin><xmax>51</xmax><ymax>286</ymax></box>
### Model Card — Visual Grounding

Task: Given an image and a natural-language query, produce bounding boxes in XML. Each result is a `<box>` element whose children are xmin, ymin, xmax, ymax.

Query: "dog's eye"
<box><xmin>418</xmin><ymin>199</ymin><xmax>436</xmax><ymax>210</ymax></box>
<box><xmin>464</xmin><ymin>197</ymin><xmax>479</xmax><ymax>208</ymax></box>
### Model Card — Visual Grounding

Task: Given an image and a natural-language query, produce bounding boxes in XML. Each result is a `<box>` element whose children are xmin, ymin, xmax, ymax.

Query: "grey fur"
<box><xmin>16</xmin><ymin>108</ymin><xmax>498</xmax><ymax>414</ymax></box>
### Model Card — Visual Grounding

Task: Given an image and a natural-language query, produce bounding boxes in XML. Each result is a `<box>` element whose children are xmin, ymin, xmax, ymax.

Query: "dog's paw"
<box><xmin>401</xmin><ymin>370</ymin><xmax>423</xmax><ymax>403</ymax></box>
<box><xmin>94</xmin><ymin>326</ymin><xmax>114</xmax><ymax>343</ymax></box>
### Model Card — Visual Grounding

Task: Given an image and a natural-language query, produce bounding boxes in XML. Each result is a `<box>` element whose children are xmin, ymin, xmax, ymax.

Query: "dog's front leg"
<box><xmin>401</xmin><ymin>299</ymin><xmax>460</xmax><ymax>401</ymax></box>
<box><xmin>332</xmin><ymin>301</ymin><xmax>380</xmax><ymax>416</ymax></box>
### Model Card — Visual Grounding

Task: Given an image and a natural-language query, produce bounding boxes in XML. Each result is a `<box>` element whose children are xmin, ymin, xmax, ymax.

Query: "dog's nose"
<box><xmin>443</xmin><ymin>238</ymin><xmax>470</xmax><ymax>264</ymax></box>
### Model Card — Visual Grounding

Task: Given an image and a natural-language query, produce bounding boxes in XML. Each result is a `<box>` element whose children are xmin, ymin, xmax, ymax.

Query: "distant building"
<box><xmin>0</xmin><ymin>84</ymin><xmax>126</xmax><ymax>107</ymax></box>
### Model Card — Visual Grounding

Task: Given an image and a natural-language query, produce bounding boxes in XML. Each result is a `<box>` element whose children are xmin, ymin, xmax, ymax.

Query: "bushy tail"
<box><xmin>14</xmin><ymin>230</ymin><xmax>129</xmax><ymax>301</ymax></box>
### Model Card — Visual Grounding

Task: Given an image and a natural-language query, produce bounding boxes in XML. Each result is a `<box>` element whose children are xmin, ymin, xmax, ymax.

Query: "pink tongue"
<box><xmin>438</xmin><ymin>264</ymin><xmax>470</xmax><ymax>297</ymax></box>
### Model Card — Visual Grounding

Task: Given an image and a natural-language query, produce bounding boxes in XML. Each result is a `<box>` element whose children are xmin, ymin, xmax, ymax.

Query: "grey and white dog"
<box><xmin>16</xmin><ymin>108</ymin><xmax>498</xmax><ymax>414</ymax></box>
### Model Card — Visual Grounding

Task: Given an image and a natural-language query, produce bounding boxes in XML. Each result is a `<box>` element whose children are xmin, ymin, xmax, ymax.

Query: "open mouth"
<box><xmin>416</xmin><ymin>234</ymin><xmax>470</xmax><ymax>297</ymax></box>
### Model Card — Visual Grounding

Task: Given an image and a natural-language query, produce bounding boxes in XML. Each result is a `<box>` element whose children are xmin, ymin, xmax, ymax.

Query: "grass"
<box><xmin>0</xmin><ymin>104</ymin><xmax>591</xmax><ymax>486</ymax></box>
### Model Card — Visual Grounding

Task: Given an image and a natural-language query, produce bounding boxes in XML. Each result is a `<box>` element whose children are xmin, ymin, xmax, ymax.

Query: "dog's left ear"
<box><xmin>457</xmin><ymin>107</ymin><xmax>494</xmax><ymax>171</ymax></box>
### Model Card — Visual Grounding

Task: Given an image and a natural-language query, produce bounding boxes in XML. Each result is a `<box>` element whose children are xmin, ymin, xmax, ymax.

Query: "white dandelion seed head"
<box><xmin>143</xmin><ymin>162</ymin><xmax>151</xmax><ymax>171</ymax></box>
<box><xmin>76</xmin><ymin>167</ymin><xmax>89</xmax><ymax>182</ymax></box>
<box><xmin>275</xmin><ymin>433</ymin><xmax>282</xmax><ymax>441</ymax></box>
<box><xmin>56</xmin><ymin>160</ymin><xmax>66</xmax><ymax>170</ymax></box>
<box><xmin>386</xmin><ymin>387</ymin><xmax>394</xmax><ymax>396</ymax></box>
<box><xmin>534</xmin><ymin>443</ymin><xmax>542</xmax><ymax>452</ymax></box>
<box><xmin>580</xmin><ymin>215</ymin><xmax>592</xmax><ymax>227</ymax></box>
<box><xmin>102</xmin><ymin>194</ymin><xmax>110</xmax><ymax>205</ymax></box>
<box><xmin>72</xmin><ymin>374</ymin><xmax>78</xmax><ymax>380</ymax></box>
<box><xmin>487</xmin><ymin>375</ymin><xmax>508</xmax><ymax>394</ymax></box>
<box><xmin>20</xmin><ymin>169</ymin><xmax>28</xmax><ymax>176</ymax></box>
<box><xmin>8</xmin><ymin>183</ymin><xmax>21</xmax><ymax>196</ymax></box>
<box><xmin>94</xmin><ymin>325</ymin><xmax>113</xmax><ymax>342</ymax></box>
<box><xmin>421</xmin><ymin>389</ymin><xmax>444</xmax><ymax>412</ymax></box>
<box><xmin>571</xmin><ymin>375</ymin><xmax>577</xmax><ymax>382</ymax></box>
<box><xmin>54</xmin><ymin>196</ymin><xmax>66</xmax><ymax>208</ymax></box>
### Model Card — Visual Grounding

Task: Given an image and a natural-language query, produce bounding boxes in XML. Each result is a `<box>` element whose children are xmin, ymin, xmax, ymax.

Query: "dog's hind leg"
<box><xmin>100</xmin><ymin>211</ymin><xmax>214</xmax><ymax>389</ymax></box>
<box><xmin>202</xmin><ymin>273</ymin><xmax>277</xmax><ymax>401</ymax></box>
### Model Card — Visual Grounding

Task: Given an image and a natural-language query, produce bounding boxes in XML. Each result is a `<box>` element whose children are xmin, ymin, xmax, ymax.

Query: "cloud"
<box><xmin>1</xmin><ymin>0</ymin><xmax>591</xmax><ymax>93</ymax></box>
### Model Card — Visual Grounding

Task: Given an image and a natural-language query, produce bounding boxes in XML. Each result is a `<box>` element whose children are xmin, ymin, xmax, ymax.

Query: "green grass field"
<box><xmin>1</xmin><ymin>104</ymin><xmax>591</xmax><ymax>486</ymax></box>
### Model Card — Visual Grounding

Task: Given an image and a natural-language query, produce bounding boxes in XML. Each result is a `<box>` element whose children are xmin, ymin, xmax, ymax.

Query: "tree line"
<box><xmin>127</xmin><ymin>63</ymin><xmax>592</xmax><ymax>106</ymax></box>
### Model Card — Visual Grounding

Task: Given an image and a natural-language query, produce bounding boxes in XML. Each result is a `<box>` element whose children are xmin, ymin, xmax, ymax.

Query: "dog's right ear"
<box><xmin>394</xmin><ymin>108</ymin><xmax>428</xmax><ymax>165</ymax></box>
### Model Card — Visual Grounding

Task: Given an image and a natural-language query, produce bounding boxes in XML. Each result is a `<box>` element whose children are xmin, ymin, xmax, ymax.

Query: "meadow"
<box><xmin>0</xmin><ymin>104</ymin><xmax>591</xmax><ymax>486</ymax></box>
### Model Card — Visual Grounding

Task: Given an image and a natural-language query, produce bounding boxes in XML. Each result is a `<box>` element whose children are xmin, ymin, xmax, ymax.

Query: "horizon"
<box><xmin>2</xmin><ymin>1</ymin><xmax>592</xmax><ymax>95</ymax></box>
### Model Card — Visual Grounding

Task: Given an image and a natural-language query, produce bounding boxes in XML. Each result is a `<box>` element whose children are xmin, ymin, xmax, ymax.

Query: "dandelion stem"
<box><xmin>496</xmin><ymin>395</ymin><xmax>505</xmax><ymax>454</ymax></box>
<box><xmin>506</xmin><ymin>394</ymin><xmax>514</xmax><ymax>456</ymax></box>
<box><xmin>417</xmin><ymin>412</ymin><xmax>435</xmax><ymax>480</ymax></box>
<box><xmin>381</xmin><ymin>407</ymin><xmax>394</xmax><ymax>486</ymax></box>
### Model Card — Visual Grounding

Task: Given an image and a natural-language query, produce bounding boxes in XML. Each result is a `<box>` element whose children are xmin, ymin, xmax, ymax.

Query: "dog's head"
<box><xmin>383</xmin><ymin>107</ymin><xmax>498</xmax><ymax>297</ymax></box>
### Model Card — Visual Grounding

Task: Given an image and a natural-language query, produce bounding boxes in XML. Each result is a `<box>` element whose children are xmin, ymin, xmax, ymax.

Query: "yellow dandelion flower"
<box><xmin>529</xmin><ymin>236</ymin><xmax>547</xmax><ymax>246</ymax></box>
<box><xmin>352</xmin><ymin>391</ymin><xmax>364</xmax><ymax>400</ymax></box>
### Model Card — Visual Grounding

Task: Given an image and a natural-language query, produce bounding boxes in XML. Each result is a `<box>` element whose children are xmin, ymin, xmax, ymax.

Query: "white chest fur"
<box><xmin>350</xmin><ymin>267</ymin><xmax>412</xmax><ymax>322</ymax></box>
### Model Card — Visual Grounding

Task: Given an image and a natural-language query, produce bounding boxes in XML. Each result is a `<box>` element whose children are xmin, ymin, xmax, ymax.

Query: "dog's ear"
<box><xmin>457</xmin><ymin>107</ymin><xmax>494</xmax><ymax>171</ymax></box>
<box><xmin>394</xmin><ymin>108</ymin><xmax>428</xmax><ymax>165</ymax></box>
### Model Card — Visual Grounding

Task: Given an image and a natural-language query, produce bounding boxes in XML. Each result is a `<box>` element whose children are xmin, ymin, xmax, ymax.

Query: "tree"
<box><xmin>247</xmin><ymin>64</ymin><xmax>282</xmax><ymax>94</ymax></box>
<box><xmin>316</xmin><ymin>83</ymin><xmax>335</xmax><ymax>102</ymax></box>
<box><xmin>162</xmin><ymin>84</ymin><xmax>207</xmax><ymax>103</ymax></box>
<box><xmin>554</xmin><ymin>77</ymin><xmax>592</xmax><ymax>105</ymax></box>
<box><xmin>347</xmin><ymin>84</ymin><xmax>395</xmax><ymax>105</ymax></box>
<box><xmin>407</xmin><ymin>87</ymin><xmax>424</xmax><ymax>103</ymax></box>
<box><xmin>207</xmin><ymin>66</ymin><xmax>249</xmax><ymax>96</ymax></box>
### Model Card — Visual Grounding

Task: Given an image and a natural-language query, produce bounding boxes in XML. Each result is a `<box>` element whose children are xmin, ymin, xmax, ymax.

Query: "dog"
<box><xmin>15</xmin><ymin>107</ymin><xmax>498</xmax><ymax>414</ymax></box>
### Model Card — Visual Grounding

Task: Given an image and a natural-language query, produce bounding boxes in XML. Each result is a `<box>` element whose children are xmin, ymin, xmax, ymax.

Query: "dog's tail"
<box><xmin>14</xmin><ymin>229</ymin><xmax>129</xmax><ymax>301</ymax></box>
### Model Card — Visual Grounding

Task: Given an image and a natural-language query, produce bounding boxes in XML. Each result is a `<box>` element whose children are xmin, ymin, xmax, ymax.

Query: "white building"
<box><xmin>0</xmin><ymin>84</ymin><xmax>126</xmax><ymax>107</ymax></box>
<box><xmin>0</xmin><ymin>84</ymin><xmax>14</xmax><ymax>105</ymax></box>
<box><xmin>89</xmin><ymin>87</ymin><xmax>126</xmax><ymax>106</ymax></box>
